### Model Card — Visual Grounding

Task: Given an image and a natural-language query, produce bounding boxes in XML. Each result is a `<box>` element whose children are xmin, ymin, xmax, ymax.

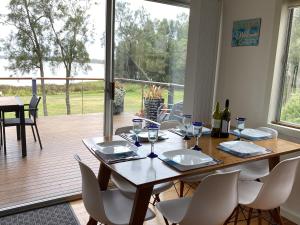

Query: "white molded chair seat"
<box><xmin>111</xmin><ymin>173</ymin><xmax>173</xmax><ymax>199</ymax></box>
<box><xmin>75</xmin><ymin>155</ymin><xmax>155</xmax><ymax>225</ymax></box>
<box><xmin>219</xmin><ymin>127</ymin><xmax>278</xmax><ymax>181</ymax></box>
<box><xmin>180</xmin><ymin>172</ymin><xmax>213</xmax><ymax>183</ymax></box>
<box><xmin>238</xmin><ymin>156</ymin><xmax>300</xmax><ymax>210</ymax></box>
<box><xmin>157</xmin><ymin>171</ymin><xmax>240</xmax><ymax>225</ymax></box>
<box><xmin>238</xmin><ymin>180</ymin><xmax>263</xmax><ymax>205</ymax></box>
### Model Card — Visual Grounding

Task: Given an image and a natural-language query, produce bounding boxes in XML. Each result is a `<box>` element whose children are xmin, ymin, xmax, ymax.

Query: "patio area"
<box><xmin>0</xmin><ymin>113</ymin><xmax>134</xmax><ymax>216</ymax></box>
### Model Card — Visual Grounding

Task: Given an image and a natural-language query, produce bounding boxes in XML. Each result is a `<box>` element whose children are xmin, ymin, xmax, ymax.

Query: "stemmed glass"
<box><xmin>147</xmin><ymin>124</ymin><xmax>159</xmax><ymax>158</ymax></box>
<box><xmin>182</xmin><ymin>114</ymin><xmax>192</xmax><ymax>140</ymax></box>
<box><xmin>236</xmin><ymin>117</ymin><xmax>246</xmax><ymax>140</ymax></box>
<box><xmin>192</xmin><ymin>122</ymin><xmax>203</xmax><ymax>150</ymax></box>
<box><xmin>132</xmin><ymin>118</ymin><xmax>143</xmax><ymax>147</ymax></box>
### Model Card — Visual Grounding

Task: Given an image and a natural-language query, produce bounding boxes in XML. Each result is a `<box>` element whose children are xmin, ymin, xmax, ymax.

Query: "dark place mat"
<box><xmin>0</xmin><ymin>203</ymin><xmax>80</xmax><ymax>225</ymax></box>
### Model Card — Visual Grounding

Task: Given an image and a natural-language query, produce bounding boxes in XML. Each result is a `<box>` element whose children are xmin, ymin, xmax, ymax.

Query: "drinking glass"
<box><xmin>132</xmin><ymin>118</ymin><xmax>143</xmax><ymax>147</ymax></box>
<box><xmin>182</xmin><ymin>114</ymin><xmax>192</xmax><ymax>140</ymax></box>
<box><xmin>192</xmin><ymin>122</ymin><xmax>203</xmax><ymax>150</ymax></box>
<box><xmin>236</xmin><ymin>117</ymin><xmax>246</xmax><ymax>140</ymax></box>
<box><xmin>147</xmin><ymin>124</ymin><xmax>159</xmax><ymax>158</ymax></box>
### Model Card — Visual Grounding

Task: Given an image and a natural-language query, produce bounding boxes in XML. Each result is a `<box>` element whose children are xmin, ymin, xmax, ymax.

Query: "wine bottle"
<box><xmin>220</xmin><ymin>99</ymin><xmax>231</xmax><ymax>138</ymax></box>
<box><xmin>211</xmin><ymin>102</ymin><xmax>221</xmax><ymax>137</ymax></box>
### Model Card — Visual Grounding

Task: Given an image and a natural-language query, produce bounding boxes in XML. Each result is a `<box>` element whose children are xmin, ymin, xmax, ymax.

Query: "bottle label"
<box><xmin>221</xmin><ymin>120</ymin><xmax>230</xmax><ymax>133</ymax></box>
<box><xmin>212</xmin><ymin>119</ymin><xmax>221</xmax><ymax>129</ymax></box>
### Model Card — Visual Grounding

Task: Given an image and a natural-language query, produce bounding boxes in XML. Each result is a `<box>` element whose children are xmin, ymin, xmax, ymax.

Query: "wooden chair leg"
<box><xmin>274</xmin><ymin>208</ymin><xmax>284</xmax><ymax>225</ymax></box>
<box><xmin>234</xmin><ymin>205</ymin><xmax>240</xmax><ymax>225</ymax></box>
<box><xmin>31</xmin><ymin>125</ymin><xmax>36</xmax><ymax>142</ymax></box>
<box><xmin>258</xmin><ymin>209</ymin><xmax>262</xmax><ymax>225</ymax></box>
<box><xmin>163</xmin><ymin>216</ymin><xmax>169</xmax><ymax>225</ymax></box>
<box><xmin>34</xmin><ymin>124</ymin><xmax>43</xmax><ymax>149</ymax></box>
<box><xmin>246</xmin><ymin>208</ymin><xmax>253</xmax><ymax>225</ymax></box>
<box><xmin>223</xmin><ymin>207</ymin><xmax>235</xmax><ymax>225</ymax></box>
<box><xmin>179</xmin><ymin>181</ymin><xmax>184</xmax><ymax>197</ymax></box>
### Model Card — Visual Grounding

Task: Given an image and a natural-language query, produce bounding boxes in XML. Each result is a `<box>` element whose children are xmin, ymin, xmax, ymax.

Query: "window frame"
<box><xmin>274</xmin><ymin>7</ymin><xmax>300</xmax><ymax>129</ymax></box>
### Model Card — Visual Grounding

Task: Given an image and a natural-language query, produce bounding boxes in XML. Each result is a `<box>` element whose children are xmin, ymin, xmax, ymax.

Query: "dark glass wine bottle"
<box><xmin>211</xmin><ymin>102</ymin><xmax>221</xmax><ymax>137</ymax></box>
<box><xmin>220</xmin><ymin>99</ymin><xmax>231</xmax><ymax>138</ymax></box>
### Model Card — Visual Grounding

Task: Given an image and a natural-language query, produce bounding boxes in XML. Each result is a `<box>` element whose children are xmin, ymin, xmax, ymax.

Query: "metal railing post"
<box><xmin>32</xmin><ymin>78</ymin><xmax>37</xmax><ymax>96</ymax></box>
<box><xmin>168</xmin><ymin>85</ymin><xmax>174</xmax><ymax>107</ymax></box>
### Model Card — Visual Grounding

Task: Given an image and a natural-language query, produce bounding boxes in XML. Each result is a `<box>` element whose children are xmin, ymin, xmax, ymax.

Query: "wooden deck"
<box><xmin>0</xmin><ymin>113</ymin><xmax>134</xmax><ymax>216</ymax></box>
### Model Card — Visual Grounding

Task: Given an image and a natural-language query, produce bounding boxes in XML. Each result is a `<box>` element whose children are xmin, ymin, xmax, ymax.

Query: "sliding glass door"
<box><xmin>109</xmin><ymin>0</ymin><xmax>190</xmax><ymax>132</ymax></box>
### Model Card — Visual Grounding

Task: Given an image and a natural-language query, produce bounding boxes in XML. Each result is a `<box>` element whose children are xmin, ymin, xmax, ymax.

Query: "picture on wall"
<box><xmin>232</xmin><ymin>18</ymin><xmax>261</xmax><ymax>47</ymax></box>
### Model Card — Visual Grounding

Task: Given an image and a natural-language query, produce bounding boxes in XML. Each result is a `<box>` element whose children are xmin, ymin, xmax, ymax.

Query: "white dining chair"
<box><xmin>219</xmin><ymin>127</ymin><xmax>278</xmax><ymax>181</ymax></box>
<box><xmin>160</xmin><ymin>120</ymin><xmax>181</xmax><ymax>130</ymax></box>
<box><xmin>157</xmin><ymin>171</ymin><xmax>240</xmax><ymax>225</ymax></box>
<box><xmin>112</xmin><ymin>127</ymin><xmax>174</xmax><ymax>203</ymax></box>
<box><xmin>74</xmin><ymin>154</ymin><xmax>155</xmax><ymax>225</ymax></box>
<box><xmin>225</xmin><ymin>156</ymin><xmax>300</xmax><ymax>225</ymax></box>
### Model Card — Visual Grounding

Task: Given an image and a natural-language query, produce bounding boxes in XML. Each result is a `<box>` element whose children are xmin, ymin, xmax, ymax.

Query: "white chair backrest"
<box><xmin>74</xmin><ymin>155</ymin><xmax>110</xmax><ymax>224</ymax></box>
<box><xmin>160</xmin><ymin>120</ymin><xmax>181</xmax><ymax>130</ymax></box>
<box><xmin>181</xmin><ymin>171</ymin><xmax>240</xmax><ymax>225</ymax></box>
<box><xmin>249</xmin><ymin>156</ymin><xmax>300</xmax><ymax>210</ymax></box>
<box><xmin>115</xmin><ymin>126</ymin><xmax>133</xmax><ymax>135</ymax></box>
<box><xmin>257</xmin><ymin>127</ymin><xmax>278</xmax><ymax>139</ymax></box>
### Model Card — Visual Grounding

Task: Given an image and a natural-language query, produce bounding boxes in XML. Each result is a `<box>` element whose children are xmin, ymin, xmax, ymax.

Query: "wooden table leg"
<box><xmin>86</xmin><ymin>162</ymin><xmax>112</xmax><ymax>225</ymax></box>
<box><xmin>19</xmin><ymin>106</ymin><xmax>27</xmax><ymax>157</ymax></box>
<box><xmin>269</xmin><ymin>156</ymin><xmax>280</xmax><ymax>170</ymax></box>
<box><xmin>129</xmin><ymin>185</ymin><xmax>154</xmax><ymax>225</ymax></box>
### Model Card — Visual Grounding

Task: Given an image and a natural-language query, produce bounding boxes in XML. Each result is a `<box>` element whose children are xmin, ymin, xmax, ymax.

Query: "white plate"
<box><xmin>219</xmin><ymin>141</ymin><xmax>266</xmax><ymax>154</ymax></box>
<box><xmin>137</xmin><ymin>131</ymin><xmax>166</xmax><ymax>139</ymax></box>
<box><xmin>95</xmin><ymin>140</ymin><xmax>138</xmax><ymax>155</ymax></box>
<box><xmin>176</xmin><ymin>126</ymin><xmax>211</xmax><ymax>135</ymax></box>
<box><xmin>161</xmin><ymin>149</ymin><xmax>214</xmax><ymax>166</ymax></box>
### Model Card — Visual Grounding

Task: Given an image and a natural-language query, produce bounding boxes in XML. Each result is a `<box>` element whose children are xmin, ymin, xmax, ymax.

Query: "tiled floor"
<box><xmin>0</xmin><ymin>113</ymin><xmax>134</xmax><ymax>216</ymax></box>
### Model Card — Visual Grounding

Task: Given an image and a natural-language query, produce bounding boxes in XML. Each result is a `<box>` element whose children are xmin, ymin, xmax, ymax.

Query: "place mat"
<box><xmin>159</xmin><ymin>150</ymin><xmax>222</xmax><ymax>172</ymax></box>
<box><xmin>0</xmin><ymin>203</ymin><xmax>80</xmax><ymax>225</ymax></box>
<box><xmin>230</xmin><ymin>128</ymin><xmax>272</xmax><ymax>141</ymax></box>
<box><xmin>218</xmin><ymin>141</ymin><xmax>272</xmax><ymax>158</ymax></box>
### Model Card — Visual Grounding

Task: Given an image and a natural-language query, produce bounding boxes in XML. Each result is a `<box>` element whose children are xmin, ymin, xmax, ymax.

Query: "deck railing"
<box><xmin>0</xmin><ymin>77</ymin><xmax>184</xmax><ymax>116</ymax></box>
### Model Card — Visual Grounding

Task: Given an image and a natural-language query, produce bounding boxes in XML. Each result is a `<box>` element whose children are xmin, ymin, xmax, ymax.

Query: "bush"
<box><xmin>281</xmin><ymin>91</ymin><xmax>300</xmax><ymax>124</ymax></box>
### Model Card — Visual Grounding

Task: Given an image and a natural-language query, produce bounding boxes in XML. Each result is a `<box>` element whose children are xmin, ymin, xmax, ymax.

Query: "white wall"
<box><xmin>216</xmin><ymin>0</ymin><xmax>300</xmax><ymax>223</ymax></box>
<box><xmin>216</xmin><ymin>0</ymin><xmax>280</xmax><ymax>128</ymax></box>
<box><xmin>183</xmin><ymin>0</ymin><xmax>221</xmax><ymax>123</ymax></box>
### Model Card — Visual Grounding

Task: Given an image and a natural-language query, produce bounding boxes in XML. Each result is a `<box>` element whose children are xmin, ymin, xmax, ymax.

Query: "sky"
<box><xmin>0</xmin><ymin>0</ymin><xmax>190</xmax><ymax>60</ymax></box>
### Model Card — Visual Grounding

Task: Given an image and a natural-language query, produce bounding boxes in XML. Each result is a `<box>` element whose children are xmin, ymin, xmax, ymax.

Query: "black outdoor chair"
<box><xmin>1</xmin><ymin>95</ymin><xmax>42</xmax><ymax>154</ymax></box>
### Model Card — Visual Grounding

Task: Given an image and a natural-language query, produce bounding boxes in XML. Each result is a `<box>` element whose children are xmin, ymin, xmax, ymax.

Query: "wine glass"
<box><xmin>147</xmin><ymin>124</ymin><xmax>159</xmax><ymax>158</ymax></box>
<box><xmin>192</xmin><ymin>122</ymin><xmax>203</xmax><ymax>150</ymax></box>
<box><xmin>182</xmin><ymin>114</ymin><xmax>192</xmax><ymax>140</ymax></box>
<box><xmin>132</xmin><ymin>118</ymin><xmax>143</xmax><ymax>147</ymax></box>
<box><xmin>236</xmin><ymin>117</ymin><xmax>246</xmax><ymax>140</ymax></box>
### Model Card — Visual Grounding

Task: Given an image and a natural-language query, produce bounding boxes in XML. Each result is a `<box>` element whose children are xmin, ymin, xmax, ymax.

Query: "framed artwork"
<box><xmin>232</xmin><ymin>18</ymin><xmax>261</xmax><ymax>47</ymax></box>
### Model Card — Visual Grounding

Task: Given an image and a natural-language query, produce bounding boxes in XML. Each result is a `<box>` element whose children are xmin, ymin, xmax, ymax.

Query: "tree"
<box><xmin>113</xmin><ymin>2</ymin><xmax>189</xmax><ymax>85</ymax></box>
<box><xmin>1</xmin><ymin>0</ymin><xmax>50</xmax><ymax>116</ymax></box>
<box><xmin>43</xmin><ymin>0</ymin><xmax>92</xmax><ymax>115</ymax></box>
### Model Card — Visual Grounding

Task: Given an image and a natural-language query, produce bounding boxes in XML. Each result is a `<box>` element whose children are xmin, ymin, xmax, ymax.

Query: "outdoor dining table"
<box><xmin>0</xmin><ymin>96</ymin><xmax>27</xmax><ymax>157</ymax></box>
<box><xmin>83</xmin><ymin>131</ymin><xmax>300</xmax><ymax>225</ymax></box>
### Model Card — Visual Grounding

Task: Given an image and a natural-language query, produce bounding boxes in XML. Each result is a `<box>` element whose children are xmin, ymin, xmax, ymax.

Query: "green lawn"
<box><xmin>2</xmin><ymin>81</ymin><xmax>184</xmax><ymax>116</ymax></box>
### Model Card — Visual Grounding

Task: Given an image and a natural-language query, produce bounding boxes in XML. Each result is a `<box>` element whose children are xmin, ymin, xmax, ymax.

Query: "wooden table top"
<box><xmin>83</xmin><ymin>131</ymin><xmax>300</xmax><ymax>188</ymax></box>
<box><xmin>0</xmin><ymin>96</ymin><xmax>23</xmax><ymax>107</ymax></box>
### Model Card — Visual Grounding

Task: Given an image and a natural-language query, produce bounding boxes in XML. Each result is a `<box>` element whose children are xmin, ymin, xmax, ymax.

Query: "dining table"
<box><xmin>82</xmin><ymin>131</ymin><xmax>300</xmax><ymax>225</ymax></box>
<box><xmin>0</xmin><ymin>96</ymin><xmax>27</xmax><ymax>157</ymax></box>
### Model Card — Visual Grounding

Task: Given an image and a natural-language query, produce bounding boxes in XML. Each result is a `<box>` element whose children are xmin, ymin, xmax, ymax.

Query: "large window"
<box><xmin>277</xmin><ymin>7</ymin><xmax>300</xmax><ymax>127</ymax></box>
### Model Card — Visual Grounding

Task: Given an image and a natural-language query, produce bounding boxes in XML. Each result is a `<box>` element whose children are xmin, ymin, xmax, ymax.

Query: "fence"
<box><xmin>0</xmin><ymin>77</ymin><xmax>184</xmax><ymax>116</ymax></box>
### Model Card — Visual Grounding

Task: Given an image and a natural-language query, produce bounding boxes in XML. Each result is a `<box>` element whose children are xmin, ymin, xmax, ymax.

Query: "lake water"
<box><xmin>0</xmin><ymin>59</ymin><xmax>105</xmax><ymax>86</ymax></box>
